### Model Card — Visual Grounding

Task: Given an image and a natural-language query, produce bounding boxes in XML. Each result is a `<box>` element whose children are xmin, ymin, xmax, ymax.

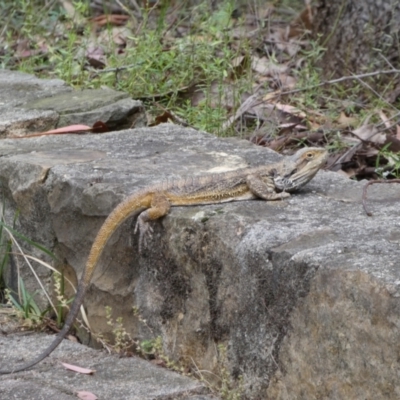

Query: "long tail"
<box><xmin>0</xmin><ymin>283</ymin><xmax>88</xmax><ymax>373</ymax></box>
<box><xmin>0</xmin><ymin>194</ymin><xmax>148</xmax><ymax>374</ymax></box>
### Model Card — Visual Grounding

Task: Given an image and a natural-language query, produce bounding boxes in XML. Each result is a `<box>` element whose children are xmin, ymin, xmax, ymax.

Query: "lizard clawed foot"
<box><xmin>135</xmin><ymin>213</ymin><xmax>153</xmax><ymax>253</ymax></box>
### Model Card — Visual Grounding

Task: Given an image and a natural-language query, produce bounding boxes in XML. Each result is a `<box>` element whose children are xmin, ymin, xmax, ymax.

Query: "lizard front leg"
<box><xmin>246</xmin><ymin>174</ymin><xmax>290</xmax><ymax>200</ymax></box>
<box><xmin>135</xmin><ymin>192</ymin><xmax>171</xmax><ymax>251</ymax></box>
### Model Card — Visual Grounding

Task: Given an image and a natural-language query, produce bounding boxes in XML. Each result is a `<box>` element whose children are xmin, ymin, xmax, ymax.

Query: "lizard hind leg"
<box><xmin>134</xmin><ymin>192</ymin><xmax>171</xmax><ymax>252</ymax></box>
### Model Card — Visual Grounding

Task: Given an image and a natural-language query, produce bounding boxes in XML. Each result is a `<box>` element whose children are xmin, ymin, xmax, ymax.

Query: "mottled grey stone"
<box><xmin>0</xmin><ymin>333</ymin><xmax>213</xmax><ymax>400</ymax></box>
<box><xmin>0</xmin><ymin>120</ymin><xmax>399</xmax><ymax>398</ymax></box>
<box><xmin>0</xmin><ymin>70</ymin><xmax>145</xmax><ymax>137</ymax></box>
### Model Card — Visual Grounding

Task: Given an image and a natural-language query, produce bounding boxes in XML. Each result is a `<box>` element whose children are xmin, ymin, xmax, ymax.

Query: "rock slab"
<box><xmin>0</xmin><ymin>70</ymin><xmax>145</xmax><ymax>137</ymax></box>
<box><xmin>0</xmin><ymin>123</ymin><xmax>399</xmax><ymax>398</ymax></box>
<box><xmin>0</xmin><ymin>331</ymin><xmax>213</xmax><ymax>400</ymax></box>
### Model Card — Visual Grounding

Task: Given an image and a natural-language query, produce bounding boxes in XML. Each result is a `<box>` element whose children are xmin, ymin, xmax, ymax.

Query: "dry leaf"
<box><xmin>386</xmin><ymin>83</ymin><xmax>400</xmax><ymax>103</ymax></box>
<box><xmin>59</xmin><ymin>0</ymin><xmax>84</xmax><ymax>24</ymax></box>
<box><xmin>274</xmin><ymin>103</ymin><xmax>306</xmax><ymax>119</ymax></box>
<box><xmin>85</xmin><ymin>45</ymin><xmax>106</xmax><ymax>68</ymax></box>
<box><xmin>337</xmin><ymin>112</ymin><xmax>358</xmax><ymax>128</ymax></box>
<box><xmin>352</xmin><ymin>124</ymin><xmax>386</xmax><ymax>144</ymax></box>
<box><xmin>97</xmin><ymin>26</ymin><xmax>131</xmax><ymax>47</ymax></box>
<box><xmin>62</xmin><ymin>362</ymin><xmax>96</xmax><ymax>374</ymax></box>
<box><xmin>288</xmin><ymin>6</ymin><xmax>313</xmax><ymax>38</ymax></box>
<box><xmin>378</xmin><ymin>110</ymin><xmax>391</xmax><ymax>129</ymax></box>
<box><xmin>263</xmin><ymin>90</ymin><xmax>281</xmax><ymax>102</ymax></box>
<box><xmin>231</xmin><ymin>55</ymin><xmax>245</xmax><ymax>68</ymax></box>
<box><xmin>326</xmin><ymin>146</ymin><xmax>360</xmax><ymax>172</ymax></box>
<box><xmin>9</xmin><ymin>124</ymin><xmax>94</xmax><ymax>139</ymax></box>
<box><xmin>90</xmin><ymin>14</ymin><xmax>129</xmax><ymax>27</ymax></box>
<box><xmin>251</xmin><ymin>56</ymin><xmax>288</xmax><ymax>76</ymax></box>
<box><xmin>364</xmin><ymin>147</ymin><xmax>379</xmax><ymax>157</ymax></box>
<box><xmin>66</xmin><ymin>333</ymin><xmax>79</xmax><ymax>342</ymax></box>
<box><xmin>77</xmin><ymin>391</ymin><xmax>98</xmax><ymax>400</ymax></box>
<box><xmin>396</xmin><ymin>125</ymin><xmax>400</xmax><ymax>140</ymax></box>
<box><xmin>275</xmin><ymin>73</ymin><xmax>297</xmax><ymax>90</ymax></box>
<box><xmin>267</xmin><ymin>28</ymin><xmax>302</xmax><ymax>57</ymax></box>
<box><xmin>43</xmin><ymin>125</ymin><xmax>92</xmax><ymax>134</ymax></box>
<box><xmin>152</xmin><ymin>111</ymin><xmax>174</xmax><ymax>125</ymax></box>
<box><xmin>230</xmin><ymin>54</ymin><xmax>250</xmax><ymax>78</ymax></box>
<box><xmin>381</xmin><ymin>136</ymin><xmax>400</xmax><ymax>153</ymax></box>
<box><xmin>231</xmin><ymin>26</ymin><xmax>260</xmax><ymax>39</ymax></box>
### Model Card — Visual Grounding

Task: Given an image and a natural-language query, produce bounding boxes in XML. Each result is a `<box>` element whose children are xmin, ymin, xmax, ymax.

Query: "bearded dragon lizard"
<box><xmin>0</xmin><ymin>146</ymin><xmax>327</xmax><ymax>374</ymax></box>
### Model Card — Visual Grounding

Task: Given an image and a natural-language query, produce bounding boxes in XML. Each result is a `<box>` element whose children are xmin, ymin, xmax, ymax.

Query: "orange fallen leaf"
<box><xmin>62</xmin><ymin>362</ymin><xmax>96</xmax><ymax>374</ymax></box>
<box><xmin>38</xmin><ymin>125</ymin><xmax>92</xmax><ymax>134</ymax></box>
<box><xmin>77</xmin><ymin>391</ymin><xmax>98</xmax><ymax>400</ymax></box>
<box><xmin>90</xmin><ymin>14</ymin><xmax>129</xmax><ymax>27</ymax></box>
<box><xmin>10</xmin><ymin>122</ymin><xmax>109</xmax><ymax>138</ymax></box>
<box><xmin>10</xmin><ymin>124</ymin><xmax>92</xmax><ymax>138</ymax></box>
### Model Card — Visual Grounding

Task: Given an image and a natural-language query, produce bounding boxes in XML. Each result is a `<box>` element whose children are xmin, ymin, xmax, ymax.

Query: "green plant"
<box><xmin>93</xmin><ymin>306</ymin><xmax>140</xmax><ymax>355</ymax></box>
<box><xmin>192</xmin><ymin>344</ymin><xmax>244</xmax><ymax>400</ymax></box>
<box><xmin>5</xmin><ymin>278</ymin><xmax>45</xmax><ymax>326</ymax></box>
<box><xmin>0</xmin><ymin>205</ymin><xmax>13</xmax><ymax>294</ymax></box>
<box><xmin>375</xmin><ymin>144</ymin><xmax>400</xmax><ymax>179</ymax></box>
<box><xmin>90</xmin><ymin>306</ymin><xmax>148</xmax><ymax>357</ymax></box>
<box><xmin>0</xmin><ymin>211</ymin><xmax>81</xmax><ymax>329</ymax></box>
<box><xmin>293</xmin><ymin>39</ymin><xmax>326</xmax><ymax>110</ymax></box>
<box><xmin>139</xmin><ymin>335</ymin><xmax>183</xmax><ymax>371</ymax></box>
<box><xmin>104</xmin><ymin>306</ymin><xmax>133</xmax><ymax>353</ymax></box>
<box><xmin>139</xmin><ymin>338</ymin><xmax>155</xmax><ymax>354</ymax></box>
<box><xmin>0</xmin><ymin>218</ymin><xmax>54</xmax><ymax>311</ymax></box>
<box><xmin>52</xmin><ymin>271</ymin><xmax>76</xmax><ymax>328</ymax></box>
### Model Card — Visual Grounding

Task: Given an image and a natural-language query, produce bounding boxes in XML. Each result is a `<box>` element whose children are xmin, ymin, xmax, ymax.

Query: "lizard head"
<box><xmin>273</xmin><ymin>147</ymin><xmax>328</xmax><ymax>192</ymax></box>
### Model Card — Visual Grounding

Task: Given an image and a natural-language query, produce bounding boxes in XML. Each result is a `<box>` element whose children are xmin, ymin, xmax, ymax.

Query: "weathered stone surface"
<box><xmin>0</xmin><ymin>124</ymin><xmax>399</xmax><ymax>399</ymax></box>
<box><xmin>0</xmin><ymin>332</ymin><xmax>213</xmax><ymax>400</ymax></box>
<box><xmin>0</xmin><ymin>69</ymin><xmax>71</xmax><ymax>110</ymax></box>
<box><xmin>0</xmin><ymin>70</ymin><xmax>146</xmax><ymax>137</ymax></box>
<box><xmin>0</xmin><ymin>109</ymin><xmax>59</xmax><ymax>137</ymax></box>
<box><xmin>266</xmin><ymin>269</ymin><xmax>400</xmax><ymax>400</ymax></box>
<box><xmin>24</xmin><ymin>89</ymin><xmax>145</xmax><ymax>130</ymax></box>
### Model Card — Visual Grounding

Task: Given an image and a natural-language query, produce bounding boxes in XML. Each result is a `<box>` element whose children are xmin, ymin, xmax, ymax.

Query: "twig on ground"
<box><xmin>128</xmin><ymin>0</ymin><xmax>142</xmax><ymax>17</ymax></box>
<box><xmin>375</xmin><ymin>109</ymin><xmax>400</xmax><ymax>133</ymax></box>
<box><xmin>91</xmin><ymin>61</ymin><xmax>146</xmax><ymax>75</ymax></box>
<box><xmin>362</xmin><ymin>179</ymin><xmax>400</xmax><ymax>216</ymax></box>
<box><xmin>135</xmin><ymin>0</ymin><xmax>161</xmax><ymax>35</ymax></box>
<box><xmin>350</xmin><ymin>73</ymin><xmax>397</xmax><ymax>112</ymax></box>
<box><xmin>269</xmin><ymin>69</ymin><xmax>400</xmax><ymax>100</ymax></box>
<box><xmin>221</xmin><ymin>94</ymin><xmax>261</xmax><ymax>132</ymax></box>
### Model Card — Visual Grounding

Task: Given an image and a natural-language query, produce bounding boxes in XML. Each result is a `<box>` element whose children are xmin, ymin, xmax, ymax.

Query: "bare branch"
<box><xmin>362</xmin><ymin>179</ymin><xmax>400</xmax><ymax>216</ymax></box>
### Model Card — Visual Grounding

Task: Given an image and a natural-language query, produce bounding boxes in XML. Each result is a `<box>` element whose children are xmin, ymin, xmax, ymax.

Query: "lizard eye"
<box><xmin>306</xmin><ymin>152</ymin><xmax>314</xmax><ymax>159</ymax></box>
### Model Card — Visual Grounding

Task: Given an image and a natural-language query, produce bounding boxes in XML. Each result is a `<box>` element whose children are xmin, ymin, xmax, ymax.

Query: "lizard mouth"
<box><xmin>274</xmin><ymin>161</ymin><xmax>325</xmax><ymax>192</ymax></box>
<box><xmin>273</xmin><ymin>175</ymin><xmax>297</xmax><ymax>192</ymax></box>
